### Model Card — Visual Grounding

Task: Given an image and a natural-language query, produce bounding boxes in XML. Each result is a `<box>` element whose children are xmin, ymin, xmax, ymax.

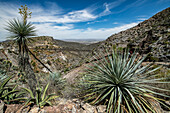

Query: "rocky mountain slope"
<box><xmin>0</xmin><ymin>36</ymin><xmax>101</xmax><ymax>73</ymax></box>
<box><xmin>100</xmin><ymin>7</ymin><xmax>170</xmax><ymax>62</ymax></box>
<box><xmin>0</xmin><ymin>7</ymin><xmax>169</xmax><ymax>74</ymax></box>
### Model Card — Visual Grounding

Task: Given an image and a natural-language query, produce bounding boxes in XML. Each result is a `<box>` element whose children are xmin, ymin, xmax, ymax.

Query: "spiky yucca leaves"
<box><xmin>5</xmin><ymin>18</ymin><xmax>36</xmax><ymax>70</ymax></box>
<box><xmin>5</xmin><ymin>18</ymin><xmax>36</xmax><ymax>40</ymax></box>
<box><xmin>0</xmin><ymin>75</ymin><xmax>25</xmax><ymax>104</ymax></box>
<box><xmin>5</xmin><ymin>18</ymin><xmax>37</xmax><ymax>93</ymax></box>
<box><xmin>23</xmin><ymin>83</ymin><xmax>58</xmax><ymax>108</ymax></box>
<box><xmin>0</xmin><ymin>76</ymin><xmax>16</xmax><ymax>100</ymax></box>
<box><xmin>0</xmin><ymin>74</ymin><xmax>8</xmax><ymax>83</ymax></box>
<box><xmin>47</xmin><ymin>72</ymin><xmax>66</xmax><ymax>96</ymax></box>
<box><xmin>82</xmin><ymin>48</ymin><xmax>170</xmax><ymax>113</ymax></box>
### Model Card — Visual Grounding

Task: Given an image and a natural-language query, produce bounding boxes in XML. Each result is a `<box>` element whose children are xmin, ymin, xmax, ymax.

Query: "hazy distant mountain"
<box><xmin>62</xmin><ymin>39</ymin><xmax>103</xmax><ymax>45</ymax></box>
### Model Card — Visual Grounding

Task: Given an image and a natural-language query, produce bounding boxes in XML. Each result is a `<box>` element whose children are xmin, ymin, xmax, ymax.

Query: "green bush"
<box><xmin>81</xmin><ymin>48</ymin><xmax>170</xmax><ymax>113</ymax></box>
<box><xmin>48</xmin><ymin>72</ymin><xmax>66</xmax><ymax>95</ymax></box>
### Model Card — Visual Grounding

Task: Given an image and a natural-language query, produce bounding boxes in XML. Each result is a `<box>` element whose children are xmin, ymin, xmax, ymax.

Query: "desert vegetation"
<box><xmin>0</xmin><ymin>5</ymin><xmax>169</xmax><ymax>113</ymax></box>
<box><xmin>78</xmin><ymin>48</ymin><xmax>170</xmax><ymax>112</ymax></box>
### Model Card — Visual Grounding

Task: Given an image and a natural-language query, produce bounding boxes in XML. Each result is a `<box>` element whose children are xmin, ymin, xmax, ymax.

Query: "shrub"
<box><xmin>81</xmin><ymin>48</ymin><xmax>170</xmax><ymax>113</ymax></box>
<box><xmin>48</xmin><ymin>72</ymin><xmax>66</xmax><ymax>95</ymax></box>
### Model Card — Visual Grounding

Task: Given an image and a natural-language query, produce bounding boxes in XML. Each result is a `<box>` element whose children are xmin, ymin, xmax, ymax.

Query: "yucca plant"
<box><xmin>3</xmin><ymin>84</ymin><xmax>26</xmax><ymax>104</ymax></box>
<box><xmin>23</xmin><ymin>83</ymin><xmax>58</xmax><ymax>108</ymax></box>
<box><xmin>5</xmin><ymin>18</ymin><xmax>36</xmax><ymax>72</ymax></box>
<box><xmin>5</xmin><ymin>18</ymin><xmax>37</xmax><ymax>93</ymax></box>
<box><xmin>0</xmin><ymin>74</ymin><xmax>8</xmax><ymax>83</ymax></box>
<box><xmin>82</xmin><ymin>48</ymin><xmax>170</xmax><ymax>113</ymax></box>
<box><xmin>0</xmin><ymin>75</ymin><xmax>24</xmax><ymax>103</ymax></box>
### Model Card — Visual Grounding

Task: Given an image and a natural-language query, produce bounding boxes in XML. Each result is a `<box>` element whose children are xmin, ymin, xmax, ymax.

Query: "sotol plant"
<box><xmin>82</xmin><ymin>48</ymin><xmax>170</xmax><ymax>113</ymax></box>
<box><xmin>46</xmin><ymin>72</ymin><xmax>66</xmax><ymax>96</ymax></box>
<box><xmin>49</xmin><ymin>72</ymin><xmax>66</xmax><ymax>89</ymax></box>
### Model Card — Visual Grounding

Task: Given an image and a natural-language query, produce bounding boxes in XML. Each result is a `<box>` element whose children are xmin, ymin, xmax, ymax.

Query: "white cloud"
<box><xmin>113</xmin><ymin>22</ymin><xmax>119</xmax><ymax>24</ymax></box>
<box><xmin>87</xmin><ymin>19</ymin><xmax>107</xmax><ymax>24</ymax></box>
<box><xmin>98</xmin><ymin>0</ymin><xmax>126</xmax><ymax>17</ymax></box>
<box><xmin>55</xmin><ymin>10</ymin><xmax>97</xmax><ymax>23</ymax></box>
<box><xmin>0</xmin><ymin>1</ymin><xmax>139</xmax><ymax>41</ymax></box>
<box><xmin>137</xmin><ymin>18</ymin><xmax>147</xmax><ymax>21</ymax></box>
<box><xmin>34</xmin><ymin>22</ymin><xmax>139</xmax><ymax>40</ymax></box>
<box><xmin>29</xmin><ymin>9</ymin><xmax>97</xmax><ymax>23</ymax></box>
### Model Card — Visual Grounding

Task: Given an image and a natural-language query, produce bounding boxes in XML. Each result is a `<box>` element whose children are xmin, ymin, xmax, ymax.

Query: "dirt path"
<box><xmin>63</xmin><ymin>63</ymin><xmax>90</xmax><ymax>84</ymax></box>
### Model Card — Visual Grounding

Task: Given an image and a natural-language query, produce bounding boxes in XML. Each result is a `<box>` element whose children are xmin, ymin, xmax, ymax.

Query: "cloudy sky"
<box><xmin>0</xmin><ymin>0</ymin><xmax>169</xmax><ymax>41</ymax></box>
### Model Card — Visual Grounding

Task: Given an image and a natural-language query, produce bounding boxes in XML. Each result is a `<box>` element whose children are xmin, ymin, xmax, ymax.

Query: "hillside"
<box><xmin>0</xmin><ymin>7</ymin><xmax>170</xmax><ymax>113</ymax></box>
<box><xmin>100</xmin><ymin>7</ymin><xmax>170</xmax><ymax>62</ymax></box>
<box><xmin>0</xmin><ymin>8</ymin><xmax>169</xmax><ymax>74</ymax></box>
<box><xmin>0</xmin><ymin>36</ymin><xmax>100</xmax><ymax>73</ymax></box>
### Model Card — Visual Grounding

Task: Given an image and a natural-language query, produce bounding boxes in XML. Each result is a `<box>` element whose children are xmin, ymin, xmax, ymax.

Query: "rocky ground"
<box><xmin>99</xmin><ymin>7</ymin><xmax>170</xmax><ymax>62</ymax></box>
<box><xmin>0</xmin><ymin>7</ymin><xmax>169</xmax><ymax>113</ymax></box>
<box><xmin>1</xmin><ymin>98</ymin><xmax>169</xmax><ymax>113</ymax></box>
<box><xmin>0</xmin><ymin>36</ymin><xmax>100</xmax><ymax>74</ymax></box>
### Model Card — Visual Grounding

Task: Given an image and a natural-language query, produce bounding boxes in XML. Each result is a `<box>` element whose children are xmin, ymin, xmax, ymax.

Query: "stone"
<box><xmin>39</xmin><ymin>109</ymin><xmax>47</xmax><ymax>113</ymax></box>
<box><xmin>29</xmin><ymin>107</ymin><xmax>40</xmax><ymax>113</ymax></box>
<box><xmin>97</xmin><ymin>105</ymin><xmax>106</xmax><ymax>113</ymax></box>
<box><xmin>0</xmin><ymin>100</ymin><xmax>5</xmax><ymax>113</ymax></box>
<box><xmin>72</xmin><ymin>106</ymin><xmax>77</xmax><ymax>113</ymax></box>
<box><xmin>82</xmin><ymin>103</ymin><xmax>95</xmax><ymax>113</ymax></box>
<box><xmin>5</xmin><ymin>104</ymin><xmax>23</xmax><ymax>113</ymax></box>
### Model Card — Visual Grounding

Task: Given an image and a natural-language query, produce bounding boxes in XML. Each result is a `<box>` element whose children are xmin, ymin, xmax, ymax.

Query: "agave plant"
<box><xmin>0</xmin><ymin>75</ymin><xmax>24</xmax><ymax>103</ymax></box>
<box><xmin>82</xmin><ymin>48</ymin><xmax>170</xmax><ymax>113</ymax></box>
<box><xmin>0</xmin><ymin>74</ymin><xmax>8</xmax><ymax>83</ymax></box>
<box><xmin>23</xmin><ymin>83</ymin><xmax>58</xmax><ymax>108</ymax></box>
<box><xmin>49</xmin><ymin>72</ymin><xmax>66</xmax><ymax>87</ymax></box>
<box><xmin>47</xmin><ymin>72</ymin><xmax>66</xmax><ymax>96</ymax></box>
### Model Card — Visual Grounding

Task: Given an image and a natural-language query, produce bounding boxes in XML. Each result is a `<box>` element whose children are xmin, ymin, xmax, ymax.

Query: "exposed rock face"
<box><xmin>3</xmin><ymin>98</ymin><xmax>107</xmax><ymax>113</ymax></box>
<box><xmin>100</xmin><ymin>7</ymin><xmax>170</xmax><ymax>62</ymax></box>
<box><xmin>0</xmin><ymin>36</ymin><xmax>100</xmax><ymax>73</ymax></box>
<box><xmin>0</xmin><ymin>100</ymin><xmax>5</xmax><ymax>113</ymax></box>
<box><xmin>3</xmin><ymin>98</ymin><xmax>169</xmax><ymax>113</ymax></box>
<box><xmin>0</xmin><ymin>8</ymin><xmax>169</xmax><ymax>74</ymax></box>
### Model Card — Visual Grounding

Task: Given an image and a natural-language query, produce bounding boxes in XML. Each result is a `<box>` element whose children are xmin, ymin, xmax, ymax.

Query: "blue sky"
<box><xmin>0</xmin><ymin>0</ymin><xmax>169</xmax><ymax>41</ymax></box>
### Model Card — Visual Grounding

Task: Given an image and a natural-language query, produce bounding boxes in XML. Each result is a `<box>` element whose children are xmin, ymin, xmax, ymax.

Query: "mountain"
<box><xmin>0</xmin><ymin>8</ymin><xmax>169</xmax><ymax>74</ymax></box>
<box><xmin>99</xmin><ymin>7</ymin><xmax>170</xmax><ymax>62</ymax></box>
<box><xmin>0</xmin><ymin>36</ymin><xmax>101</xmax><ymax>73</ymax></box>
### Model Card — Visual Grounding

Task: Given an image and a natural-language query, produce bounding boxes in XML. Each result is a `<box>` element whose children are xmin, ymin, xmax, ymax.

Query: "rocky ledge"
<box><xmin>1</xmin><ymin>98</ymin><xmax>169</xmax><ymax>113</ymax></box>
<box><xmin>0</xmin><ymin>99</ymin><xmax>106</xmax><ymax>113</ymax></box>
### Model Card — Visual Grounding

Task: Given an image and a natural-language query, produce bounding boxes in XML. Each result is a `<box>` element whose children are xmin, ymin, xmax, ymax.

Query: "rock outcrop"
<box><xmin>2</xmin><ymin>98</ymin><xmax>169</xmax><ymax>113</ymax></box>
<box><xmin>3</xmin><ymin>98</ymin><xmax>107</xmax><ymax>113</ymax></box>
<box><xmin>100</xmin><ymin>7</ymin><xmax>170</xmax><ymax>62</ymax></box>
<box><xmin>0</xmin><ymin>36</ymin><xmax>100</xmax><ymax>73</ymax></box>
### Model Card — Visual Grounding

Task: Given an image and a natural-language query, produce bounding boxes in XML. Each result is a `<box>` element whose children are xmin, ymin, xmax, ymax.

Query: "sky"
<box><xmin>0</xmin><ymin>0</ymin><xmax>169</xmax><ymax>41</ymax></box>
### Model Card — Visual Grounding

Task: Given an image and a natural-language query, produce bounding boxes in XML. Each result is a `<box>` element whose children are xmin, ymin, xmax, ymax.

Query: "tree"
<box><xmin>18</xmin><ymin>5</ymin><xmax>52</xmax><ymax>73</ymax></box>
<box><xmin>5</xmin><ymin>5</ymin><xmax>52</xmax><ymax>94</ymax></box>
<box><xmin>5</xmin><ymin>18</ymin><xmax>37</xmax><ymax>93</ymax></box>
